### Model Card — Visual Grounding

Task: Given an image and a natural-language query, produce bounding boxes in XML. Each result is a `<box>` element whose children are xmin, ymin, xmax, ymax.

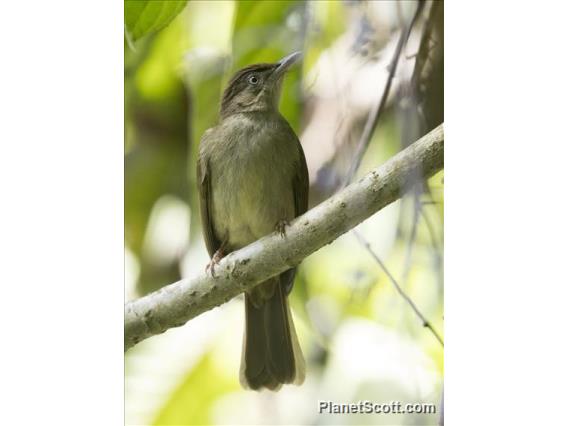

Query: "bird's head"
<box><xmin>220</xmin><ymin>51</ymin><xmax>302</xmax><ymax>118</ymax></box>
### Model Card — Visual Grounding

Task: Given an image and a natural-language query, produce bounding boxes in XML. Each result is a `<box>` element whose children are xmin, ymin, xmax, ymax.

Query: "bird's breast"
<box><xmin>209</xmin><ymin>116</ymin><xmax>298</xmax><ymax>249</ymax></box>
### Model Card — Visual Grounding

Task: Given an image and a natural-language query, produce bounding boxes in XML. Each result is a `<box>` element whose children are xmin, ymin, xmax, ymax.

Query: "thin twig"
<box><xmin>420</xmin><ymin>204</ymin><xmax>444</xmax><ymax>292</ymax></box>
<box><xmin>352</xmin><ymin>229</ymin><xmax>444</xmax><ymax>347</ymax></box>
<box><xmin>421</xmin><ymin>205</ymin><xmax>442</xmax><ymax>255</ymax></box>
<box><xmin>400</xmin><ymin>189</ymin><xmax>422</xmax><ymax>287</ymax></box>
<box><xmin>342</xmin><ymin>1</ymin><xmax>424</xmax><ymax>188</ymax></box>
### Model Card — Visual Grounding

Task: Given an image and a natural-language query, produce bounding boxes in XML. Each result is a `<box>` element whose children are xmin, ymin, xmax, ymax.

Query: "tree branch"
<box><xmin>125</xmin><ymin>124</ymin><xmax>444</xmax><ymax>351</ymax></box>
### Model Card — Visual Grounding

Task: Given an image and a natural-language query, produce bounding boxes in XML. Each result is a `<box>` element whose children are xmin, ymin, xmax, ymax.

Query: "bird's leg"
<box><xmin>275</xmin><ymin>219</ymin><xmax>290</xmax><ymax>237</ymax></box>
<box><xmin>206</xmin><ymin>240</ymin><xmax>228</xmax><ymax>278</ymax></box>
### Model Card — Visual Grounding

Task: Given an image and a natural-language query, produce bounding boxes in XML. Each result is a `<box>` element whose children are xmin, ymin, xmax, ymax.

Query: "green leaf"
<box><xmin>152</xmin><ymin>352</ymin><xmax>239</xmax><ymax>425</ymax></box>
<box><xmin>232</xmin><ymin>0</ymin><xmax>301</xmax><ymax>68</ymax></box>
<box><xmin>125</xmin><ymin>0</ymin><xmax>188</xmax><ymax>41</ymax></box>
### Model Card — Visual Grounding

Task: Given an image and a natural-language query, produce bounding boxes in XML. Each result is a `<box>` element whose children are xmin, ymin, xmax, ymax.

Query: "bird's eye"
<box><xmin>248</xmin><ymin>74</ymin><xmax>259</xmax><ymax>85</ymax></box>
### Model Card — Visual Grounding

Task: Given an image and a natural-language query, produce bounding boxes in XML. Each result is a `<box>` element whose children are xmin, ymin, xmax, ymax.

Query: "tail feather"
<box><xmin>240</xmin><ymin>277</ymin><xmax>304</xmax><ymax>391</ymax></box>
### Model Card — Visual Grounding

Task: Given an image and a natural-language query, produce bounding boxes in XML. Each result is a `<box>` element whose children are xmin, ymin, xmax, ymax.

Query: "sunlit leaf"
<box><xmin>125</xmin><ymin>0</ymin><xmax>188</xmax><ymax>41</ymax></box>
<box><xmin>152</xmin><ymin>352</ymin><xmax>238</xmax><ymax>425</ymax></box>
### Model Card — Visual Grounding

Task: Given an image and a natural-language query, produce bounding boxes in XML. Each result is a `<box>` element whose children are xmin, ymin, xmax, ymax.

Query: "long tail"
<box><xmin>239</xmin><ymin>277</ymin><xmax>305</xmax><ymax>391</ymax></box>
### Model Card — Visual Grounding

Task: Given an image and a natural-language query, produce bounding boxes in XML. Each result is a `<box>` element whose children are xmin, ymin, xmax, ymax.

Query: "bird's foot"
<box><xmin>206</xmin><ymin>248</ymin><xmax>225</xmax><ymax>278</ymax></box>
<box><xmin>275</xmin><ymin>219</ymin><xmax>290</xmax><ymax>237</ymax></box>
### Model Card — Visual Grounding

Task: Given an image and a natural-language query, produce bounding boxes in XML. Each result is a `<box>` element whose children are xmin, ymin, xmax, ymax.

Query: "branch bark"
<box><xmin>125</xmin><ymin>123</ymin><xmax>444</xmax><ymax>351</ymax></box>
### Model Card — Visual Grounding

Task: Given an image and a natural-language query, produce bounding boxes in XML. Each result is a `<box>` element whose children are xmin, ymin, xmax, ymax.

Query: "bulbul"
<box><xmin>197</xmin><ymin>52</ymin><xmax>308</xmax><ymax>390</ymax></box>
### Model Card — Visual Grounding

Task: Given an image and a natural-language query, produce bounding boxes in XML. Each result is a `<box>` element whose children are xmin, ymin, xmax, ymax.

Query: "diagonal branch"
<box><xmin>125</xmin><ymin>124</ymin><xmax>444</xmax><ymax>351</ymax></box>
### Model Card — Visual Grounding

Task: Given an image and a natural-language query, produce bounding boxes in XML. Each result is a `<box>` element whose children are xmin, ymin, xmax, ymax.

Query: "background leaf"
<box><xmin>125</xmin><ymin>0</ymin><xmax>188</xmax><ymax>41</ymax></box>
<box><xmin>152</xmin><ymin>351</ymin><xmax>239</xmax><ymax>426</ymax></box>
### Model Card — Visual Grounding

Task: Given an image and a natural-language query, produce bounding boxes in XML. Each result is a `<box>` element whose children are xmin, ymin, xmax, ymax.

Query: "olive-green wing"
<box><xmin>197</xmin><ymin>143</ymin><xmax>221</xmax><ymax>258</ymax></box>
<box><xmin>281</xmin><ymin>135</ymin><xmax>310</xmax><ymax>295</ymax></box>
<box><xmin>293</xmin><ymin>137</ymin><xmax>309</xmax><ymax>217</ymax></box>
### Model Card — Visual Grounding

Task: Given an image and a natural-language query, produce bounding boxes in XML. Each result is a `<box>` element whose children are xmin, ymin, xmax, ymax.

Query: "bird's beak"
<box><xmin>271</xmin><ymin>51</ymin><xmax>302</xmax><ymax>81</ymax></box>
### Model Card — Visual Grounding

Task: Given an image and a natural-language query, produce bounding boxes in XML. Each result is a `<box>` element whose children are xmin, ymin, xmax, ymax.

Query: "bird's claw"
<box><xmin>205</xmin><ymin>249</ymin><xmax>225</xmax><ymax>278</ymax></box>
<box><xmin>275</xmin><ymin>219</ymin><xmax>290</xmax><ymax>237</ymax></box>
<box><xmin>205</xmin><ymin>260</ymin><xmax>218</xmax><ymax>278</ymax></box>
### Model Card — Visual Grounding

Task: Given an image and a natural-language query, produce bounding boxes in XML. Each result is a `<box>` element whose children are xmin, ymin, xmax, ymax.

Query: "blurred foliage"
<box><xmin>125</xmin><ymin>1</ymin><xmax>444</xmax><ymax>425</ymax></box>
<box><xmin>125</xmin><ymin>0</ymin><xmax>188</xmax><ymax>42</ymax></box>
<box><xmin>231</xmin><ymin>0</ymin><xmax>304</xmax><ymax>130</ymax></box>
<box><xmin>153</xmin><ymin>352</ymin><xmax>240</xmax><ymax>425</ymax></box>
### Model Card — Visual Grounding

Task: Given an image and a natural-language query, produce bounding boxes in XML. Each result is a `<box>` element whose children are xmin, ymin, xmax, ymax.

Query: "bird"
<box><xmin>197</xmin><ymin>52</ymin><xmax>308</xmax><ymax>391</ymax></box>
